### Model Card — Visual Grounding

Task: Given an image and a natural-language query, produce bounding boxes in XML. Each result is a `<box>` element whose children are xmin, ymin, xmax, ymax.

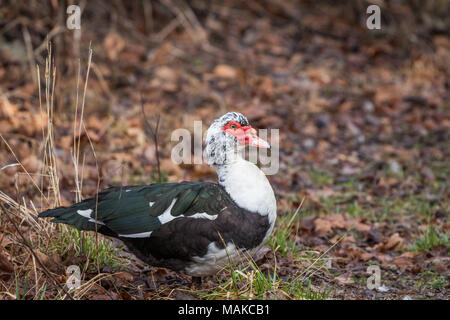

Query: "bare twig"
<box><xmin>73</xmin><ymin>43</ymin><xmax>93</xmax><ymax>202</ymax></box>
<box><xmin>33</xmin><ymin>26</ymin><xmax>65</xmax><ymax>62</ymax></box>
<box><xmin>153</xmin><ymin>18</ymin><xmax>180</xmax><ymax>43</ymax></box>
<box><xmin>81</xmin><ymin>121</ymin><xmax>102</xmax><ymax>273</ymax></box>
<box><xmin>159</xmin><ymin>0</ymin><xmax>208</xmax><ymax>46</ymax></box>
<box><xmin>140</xmin><ymin>95</ymin><xmax>162</xmax><ymax>183</ymax></box>
<box><xmin>22</xmin><ymin>24</ymin><xmax>37</xmax><ymax>85</ymax></box>
<box><xmin>142</xmin><ymin>0</ymin><xmax>153</xmax><ymax>35</ymax></box>
<box><xmin>0</xmin><ymin>133</ymin><xmax>47</xmax><ymax>202</ymax></box>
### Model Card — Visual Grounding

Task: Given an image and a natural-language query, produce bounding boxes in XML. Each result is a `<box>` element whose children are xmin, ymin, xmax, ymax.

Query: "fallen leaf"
<box><xmin>336</xmin><ymin>272</ymin><xmax>354</xmax><ymax>285</ymax></box>
<box><xmin>90</xmin><ymin>293</ymin><xmax>114</xmax><ymax>300</ymax></box>
<box><xmin>384</xmin><ymin>233</ymin><xmax>404</xmax><ymax>251</ymax></box>
<box><xmin>33</xmin><ymin>250</ymin><xmax>62</xmax><ymax>273</ymax></box>
<box><xmin>155</xmin><ymin>66</ymin><xmax>178</xmax><ymax>82</ymax></box>
<box><xmin>0</xmin><ymin>249</ymin><xmax>14</xmax><ymax>273</ymax></box>
<box><xmin>307</xmin><ymin>68</ymin><xmax>331</xmax><ymax>84</ymax></box>
<box><xmin>377</xmin><ymin>253</ymin><xmax>394</xmax><ymax>267</ymax></box>
<box><xmin>307</xmin><ymin>188</ymin><xmax>335</xmax><ymax>204</ymax></box>
<box><xmin>214</xmin><ymin>64</ymin><xmax>238</xmax><ymax>79</ymax></box>
<box><xmin>104</xmin><ymin>32</ymin><xmax>125</xmax><ymax>60</ymax></box>
<box><xmin>392</xmin><ymin>252</ymin><xmax>416</xmax><ymax>271</ymax></box>
<box><xmin>313</xmin><ymin>214</ymin><xmax>347</xmax><ymax>236</ymax></box>
<box><xmin>114</xmin><ymin>271</ymin><xmax>135</xmax><ymax>285</ymax></box>
<box><xmin>313</xmin><ymin>217</ymin><xmax>333</xmax><ymax>236</ymax></box>
<box><xmin>245</xmin><ymin>105</ymin><xmax>266</xmax><ymax>121</ymax></box>
<box><xmin>360</xmin><ymin>252</ymin><xmax>376</xmax><ymax>261</ymax></box>
<box><xmin>116</xmin><ymin>271</ymin><xmax>135</xmax><ymax>281</ymax></box>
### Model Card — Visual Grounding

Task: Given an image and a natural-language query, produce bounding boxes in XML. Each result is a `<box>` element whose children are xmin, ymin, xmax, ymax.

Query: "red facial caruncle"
<box><xmin>222</xmin><ymin>121</ymin><xmax>270</xmax><ymax>148</ymax></box>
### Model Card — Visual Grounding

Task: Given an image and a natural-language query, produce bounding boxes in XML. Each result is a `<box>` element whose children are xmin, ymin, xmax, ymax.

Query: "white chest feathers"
<box><xmin>217</xmin><ymin>159</ymin><xmax>277</xmax><ymax>229</ymax></box>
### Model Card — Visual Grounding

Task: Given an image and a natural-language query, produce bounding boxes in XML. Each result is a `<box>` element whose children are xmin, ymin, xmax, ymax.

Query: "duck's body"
<box><xmin>39</xmin><ymin>112</ymin><xmax>276</xmax><ymax>277</ymax></box>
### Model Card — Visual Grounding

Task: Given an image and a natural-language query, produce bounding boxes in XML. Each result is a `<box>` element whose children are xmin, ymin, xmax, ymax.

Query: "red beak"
<box><xmin>225</xmin><ymin>126</ymin><xmax>270</xmax><ymax>148</ymax></box>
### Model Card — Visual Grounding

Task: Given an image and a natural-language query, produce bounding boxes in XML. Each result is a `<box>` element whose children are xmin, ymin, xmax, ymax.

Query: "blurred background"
<box><xmin>0</xmin><ymin>0</ymin><xmax>448</xmax><ymax>300</ymax></box>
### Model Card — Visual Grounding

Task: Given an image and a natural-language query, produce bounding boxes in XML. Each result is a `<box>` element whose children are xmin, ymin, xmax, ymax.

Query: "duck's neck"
<box><xmin>215</xmin><ymin>156</ymin><xmax>276</xmax><ymax>225</ymax></box>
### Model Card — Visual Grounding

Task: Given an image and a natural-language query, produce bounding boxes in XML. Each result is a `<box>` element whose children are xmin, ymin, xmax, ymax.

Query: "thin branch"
<box><xmin>140</xmin><ymin>94</ymin><xmax>162</xmax><ymax>183</ymax></box>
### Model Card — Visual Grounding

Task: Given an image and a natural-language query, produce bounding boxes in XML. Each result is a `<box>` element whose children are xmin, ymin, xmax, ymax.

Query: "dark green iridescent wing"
<box><xmin>39</xmin><ymin>182</ymin><xmax>232</xmax><ymax>237</ymax></box>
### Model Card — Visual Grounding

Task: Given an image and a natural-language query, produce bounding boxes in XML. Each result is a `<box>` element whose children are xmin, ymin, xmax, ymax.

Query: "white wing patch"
<box><xmin>77</xmin><ymin>209</ymin><xmax>105</xmax><ymax>225</ymax></box>
<box><xmin>77</xmin><ymin>209</ymin><xmax>93</xmax><ymax>218</ymax></box>
<box><xmin>189</xmin><ymin>212</ymin><xmax>218</xmax><ymax>220</ymax></box>
<box><xmin>88</xmin><ymin>218</ymin><xmax>105</xmax><ymax>225</ymax></box>
<box><xmin>157</xmin><ymin>199</ymin><xmax>178</xmax><ymax>224</ymax></box>
<box><xmin>119</xmin><ymin>231</ymin><xmax>152</xmax><ymax>238</ymax></box>
<box><xmin>157</xmin><ymin>199</ymin><xmax>218</xmax><ymax>224</ymax></box>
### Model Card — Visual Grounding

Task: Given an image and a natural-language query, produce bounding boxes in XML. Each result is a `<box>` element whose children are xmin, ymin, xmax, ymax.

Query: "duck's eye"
<box><xmin>230</xmin><ymin>124</ymin><xmax>237</xmax><ymax>129</ymax></box>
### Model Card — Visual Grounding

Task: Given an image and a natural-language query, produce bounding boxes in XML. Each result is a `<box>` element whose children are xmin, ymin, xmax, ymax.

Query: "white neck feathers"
<box><xmin>216</xmin><ymin>157</ymin><xmax>276</xmax><ymax>227</ymax></box>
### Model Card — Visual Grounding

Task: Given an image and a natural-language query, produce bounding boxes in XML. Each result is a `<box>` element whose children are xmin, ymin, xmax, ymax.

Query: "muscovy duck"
<box><xmin>39</xmin><ymin>112</ymin><xmax>277</xmax><ymax>278</ymax></box>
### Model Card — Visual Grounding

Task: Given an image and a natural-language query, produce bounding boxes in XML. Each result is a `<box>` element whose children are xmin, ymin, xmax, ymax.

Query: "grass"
<box><xmin>308</xmin><ymin>155</ymin><xmax>448</xmax><ymax>224</ymax></box>
<box><xmin>268</xmin><ymin>198</ymin><xmax>305</xmax><ymax>256</ymax></box>
<box><xmin>14</xmin><ymin>272</ymin><xmax>30</xmax><ymax>300</ymax></box>
<box><xmin>196</xmin><ymin>260</ymin><xmax>332</xmax><ymax>300</ymax></box>
<box><xmin>45</xmin><ymin>227</ymin><xmax>126</xmax><ymax>272</ymax></box>
<box><xmin>426</xmin><ymin>276</ymin><xmax>447</xmax><ymax>290</ymax></box>
<box><xmin>309</xmin><ymin>169</ymin><xmax>333</xmax><ymax>187</ymax></box>
<box><xmin>416</xmin><ymin>270</ymin><xmax>448</xmax><ymax>291</ymax></box>
<box><xmin>345</xmin><ymin>201</ymin><xmax>364</xmax><ymax>217</ymax></box>
<box><xmin>410</xmin><ymin>225</ymin><xmax>449</xmax><ymax>252</ymax></box>
<box><xmin>313</xmin><ymin>187</ymin><xmax>444</xmax><ymax>223</ymax></box>
<box><xmin>10</xmin><ymin>271</ymin><xmax>47</xmax><ymax>300</ymax></box>
<box><xmin>200</xmin><ymin>263</ymin><xmax>284</xmax><ymax>300</ymax></box>
<box><xmin>268</xmin><ymin>213</ymin><xmax>298</xmax><ymax>257</ymax></box>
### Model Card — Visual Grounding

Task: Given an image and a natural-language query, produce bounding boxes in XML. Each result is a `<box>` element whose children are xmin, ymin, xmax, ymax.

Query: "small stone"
<box><xmin>363</xmin><ymin>100</ymin><xmax>375</xmax><ymax>113</ymax></box>
<box><xmin>303</xmin><ymin>138</ymin><xmax>315</xmax><ymax>148</ymax></box>
<box><xmin>389</xmin><ymin>160</ymin><xmax>402</xmax><ymax>174</ymax></box>
<box><xmin>420</xmin><ymin>167</ymin><xmax>435</xmax><ymax>181</ymax></box>
<box><xmin>347</xmin><ymin>122</ymin><xmax>360</xmax><ymax>136</ymax></box>
<box><xmin>315</xmin><ymin>114</ymin><xmax>330</xmax><ymax>129</ymax></box>
<box><xmin>366</xmin><ymin>114</ymin><xmax>380</xmax><ymax>126</ymax></box>
<box><xmin>377</xmin><ymin>284</ymin><xmax>390</xmax><ymax>292</ymax></box>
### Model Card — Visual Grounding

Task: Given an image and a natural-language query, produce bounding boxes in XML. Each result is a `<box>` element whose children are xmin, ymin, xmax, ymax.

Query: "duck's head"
<box><xmin>205</xmin><ymin>112</ymin><xmax>270</xmax><ymax>166</ymax></box>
